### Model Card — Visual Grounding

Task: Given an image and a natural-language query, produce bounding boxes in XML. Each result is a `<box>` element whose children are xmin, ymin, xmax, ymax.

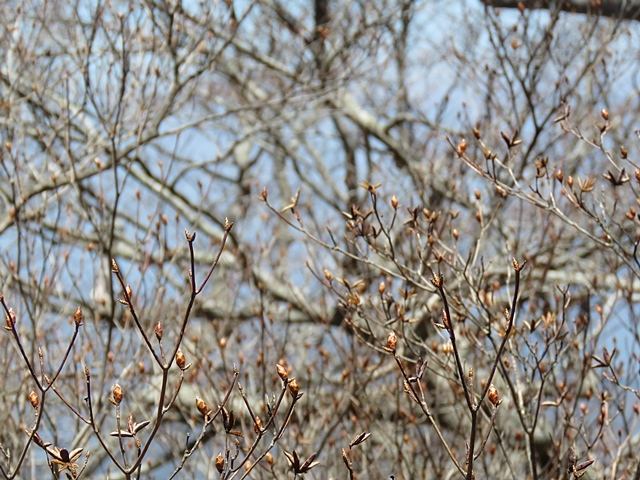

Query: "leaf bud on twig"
<box><xmin>112</xmin><ymin>384</ymin><xmax>123</xmax><ymax>405</ymax></box>
<box><xmin>155</xmin><ymin>322</ymin><xmax>163</xmax><ymax>340</ymax></box>
<box><xmin>215</xmin><ymin>453</ymin><xmax>224</xmax><ymax>473</ymax></box>
<box><xmin>488</xmin><ymin>384</ymin><xmax>502</xmax><ymax>406</ymax></box>
<box><xmin>196</xmin><ymin>396</ymin><xmax>211</xmax><ymax>417</ymax></box>
<box><xmin>29</xmin><ymin>391</ymin><xmax>39</xmax><ymax>410</ymax></box>
<box><xmin>74</xmin><ymin>307</ymin><xmax>83</xmax><ymax>326</ymax></box>
<box><xmin>288</xmin><ymin>378</ymin><xmax>300</xmax><ymax>398</ymax></box>
<box><xmin>176</xmin><ymin>348</ymin><xmax>190</xmax><ymax>370</ymax></box>
<box><xmin>621</xmin><ymin>146</ymin><xmax>628</xmax><ymax>159</ymax></box>
<box><xmin>5</xmin><ymin>308</ymin><xmax>16</xmax><ymax>331</ymax></box>
<box><xmin>386</xmin><ymin>330</ymin><xmax>397</xmax><ymax>352</ymax></box>
<box><xmin>276</xmin><ymin>364</ymin><xmax>288</xmax><ymax>382</ymax></box>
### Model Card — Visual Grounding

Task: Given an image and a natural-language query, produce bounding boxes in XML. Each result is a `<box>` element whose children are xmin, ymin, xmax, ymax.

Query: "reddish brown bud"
<box><xmin>473</xmin><ymin>127</ymin><xmax>481</xmax><ymax>139</ymax></box>
<box><xmin>254</xmin><ymin>416</ymin><xmax>263</xmax><ymax>434</ymax></box>
<box><xmin>5</xmin><ymin>308</ymin><xmax>16</xmax><ymax>331</ymax></box>
<box><xmin>176</xmin><ymin>349</ymin><xmax>186</xmax><ymax>370</ymax></box>
<box><xmin>276</xmin><ymin>364</ymin><xmax>288</xmax><ymax>381</ymax></box>
<box><xmin>567</xmin><ymin>176</ymin><xmax>574</xmax><ymax>188</ymax></box>
<box><xmin>266</xmin><ymin>452</ymin><xmax>275</xmax><ymax>466</ymax></box>
<box><xmin>288</xmin><ymin>378</ymin><xmax>300</xmax><ymax>397</ymax></box>
<box><xmin>155</xmin><ymin>322</ymin><xmax>163</xmax><ymax>340</ymax></box>
<box><xmin>215</xmin><ymin>453</ymin><xmax>224</xmax><ymax>472</ymax></box>
<box><xmin>74</xmin><ymin>307</ymin><xmax>83</xmax><ymax>326</ymax></box>
<box><xmin>196</xmin><ymin>396</ymin><xmax>211</xmax><ymax>417</ymax></box>
<box><xmin>378</xmin><ymin>282</ymin><xmax>386</xmax><ymax>295</ymax></box>
<box><xmin>601</xmin><ymin>108</ymin><xmax>609</xmax><ymax>121</ymax></box>
<box><xmin>113</xmin><ymin>384</ymin><xmax>123</xmax><ymax>405</ymax></box>
<box><xmin>556</xmin><ymin>170</ymin><xmax>563</xmax><ymax>182</ymax></box>
<box><xmin>29</xmin><ymin>391</ymin><xmax>39</xmax><ymax>410</ymax></box>
<box><xmin>621</xmin><ymin>146</ymin><xmax>628</xmax><ymax>159</ymax></box>
<box><xmin>456</xmin><ymin>138</ymin><xmax>467</xmax><ymax>156</ymax></box>
<box><xmin>387</xmin><ymin>331</ymin><xmax>398</xmax><ymax>352</ymax></box>
<box><xmin>488</xmin><ymin>384</ymin><xmax>501</xmax><ymax>406</ymax></box>
<box><xmin>391</xmin><ymin>195</ymin><xmax>399</xmax><ymax>209</ymax></box>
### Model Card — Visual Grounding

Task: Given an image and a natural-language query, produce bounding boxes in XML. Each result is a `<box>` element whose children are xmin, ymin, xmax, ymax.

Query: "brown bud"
<box><xmin>196</xmin><ymin>396</ymin><xmax>211</xmax><ymax>417</ymax></box>
<box><xmin>387</xmin><ymin>331</ymin><xmax>398</xmax><ymax>352</ymax></box>
<box><xmin>125</xmin><ymin>284</ymin><xmax>133</xmax><ymax>299</ymax></box>
<box><xmin>254</xmin><ymin>416</ymin><xmax>263</xmax><ymax>434</ymax></box>
<box><xmin>378</xmin><ymin>282</ymin><xmax>386</xmax><ymax>295</ymax></box>
<box><xmin>567</xmin><ymin>176</ymin><xmax>573</xmax><ymax>188</ymax></box>
<box><xmin>261</xmin><ymin>186</ymin><xmax>268</xmax><ymax>201</ymax></box>
<box><xmin>74</xmin><ymin>307</ymin><xmax>84</xmax><ymax>326</ymax></box>
<box><xmin>5</xmin><ymin>308</ymin><xmax>16</xmax><ymax>331</ymax></box>
<box><xmin>636</xmin><ymin>170</ymin><xmax>640</xmax><ymax>183</ymax></box>
<box><xmin>266</xmin><ymin>452</ymin><xmax>275</xmax><ymax>466</ymax></box>
<box><xmin>155</xmin><ymin>322</ymin><xmax>163</xmax><ymax>340</ymax></box>
<box><xmin>452</xmin><ymin>229</ymin><xmax>459</xmax><ymax>240</ymax></box>
<box><xmin>601</xmin><ymin>108</ymin><xmax>609</xmax><ymax>121</ymax></box>
<box><xmin>556</xmin><ymin>169</ymin><xmax>563</xmax><ymax>182</ymax></box>
<box><xmin>215</xmin><ymin>453</ymin><xmax>224</xmax><ymax>473</ymax></box>
<box><xmin>457</xmin><ymin>138</ymin><xmax>467</xmax><ymax>156</ymax></box>
<box><xmin>176</xmin><ymin>349</ymin><xmax>186</xmax><ymax>370</ymax></box>
<box><xmin>29</xmin><ymin>391</ymin><xmax>39</xmax><ymax>410</ymax></box>
<box><xmin>441</xmin><ymin>309</ymin><xmax>451</xmax><ymax>330</ymax></box>
<box><xmin>488</xmin><ymin>384</ymin><xmax>501</xmax><ymax>406</ymax></box>
<box><xmin>323</xmin><ymin>268</ymin><xmax>333</xmax><ymax>282</ymax></box>
<box><xmin>474</xmin><ymin>189</ymin><xmax>481</xmax><ymax>200</ymax></box>
<box><xmin>391</xmin><ymin>195</ymin><xmax>399</xmax><ymax>209</ymax></box>
<box><xmin>276</xmin><ymin>363</ymin><xmax>288</xmax><ymax>381</ymax></box>
<box><xmin>473</xmin><ymin>127</ymin><xmax>481</xmax><ymax>139</ymax></box>
<box><xmin>113</xmin><ymin>384</ymin><xmax>123</xmax><ymax>405</ymax></box>
<box><xmin>288</xmin><ymin>378</ymin><xmax>300</xmax><ymax>397</ymax></box>
<box><xmin>219</xmin><ymin>337</ymin><xmax>227</xmax><ymax>349</ymax></box>
<box><xmin>621</xmin><ymin>146</ymin><xmax>628</xmax><ymax>159</ymax></box>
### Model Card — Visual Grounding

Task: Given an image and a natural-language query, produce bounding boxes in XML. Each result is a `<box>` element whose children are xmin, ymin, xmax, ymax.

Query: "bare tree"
<box><xmin>1</xmin><ymin>0</ymin><xmax>639</xmax><ymax>479</ymax></box>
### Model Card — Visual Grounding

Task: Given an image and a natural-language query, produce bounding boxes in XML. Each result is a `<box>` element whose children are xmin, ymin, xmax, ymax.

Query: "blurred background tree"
<box><xmin>1</xmin><ymin>0</ymin><xmax>640</xmax><ymax>478</ymax></box>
